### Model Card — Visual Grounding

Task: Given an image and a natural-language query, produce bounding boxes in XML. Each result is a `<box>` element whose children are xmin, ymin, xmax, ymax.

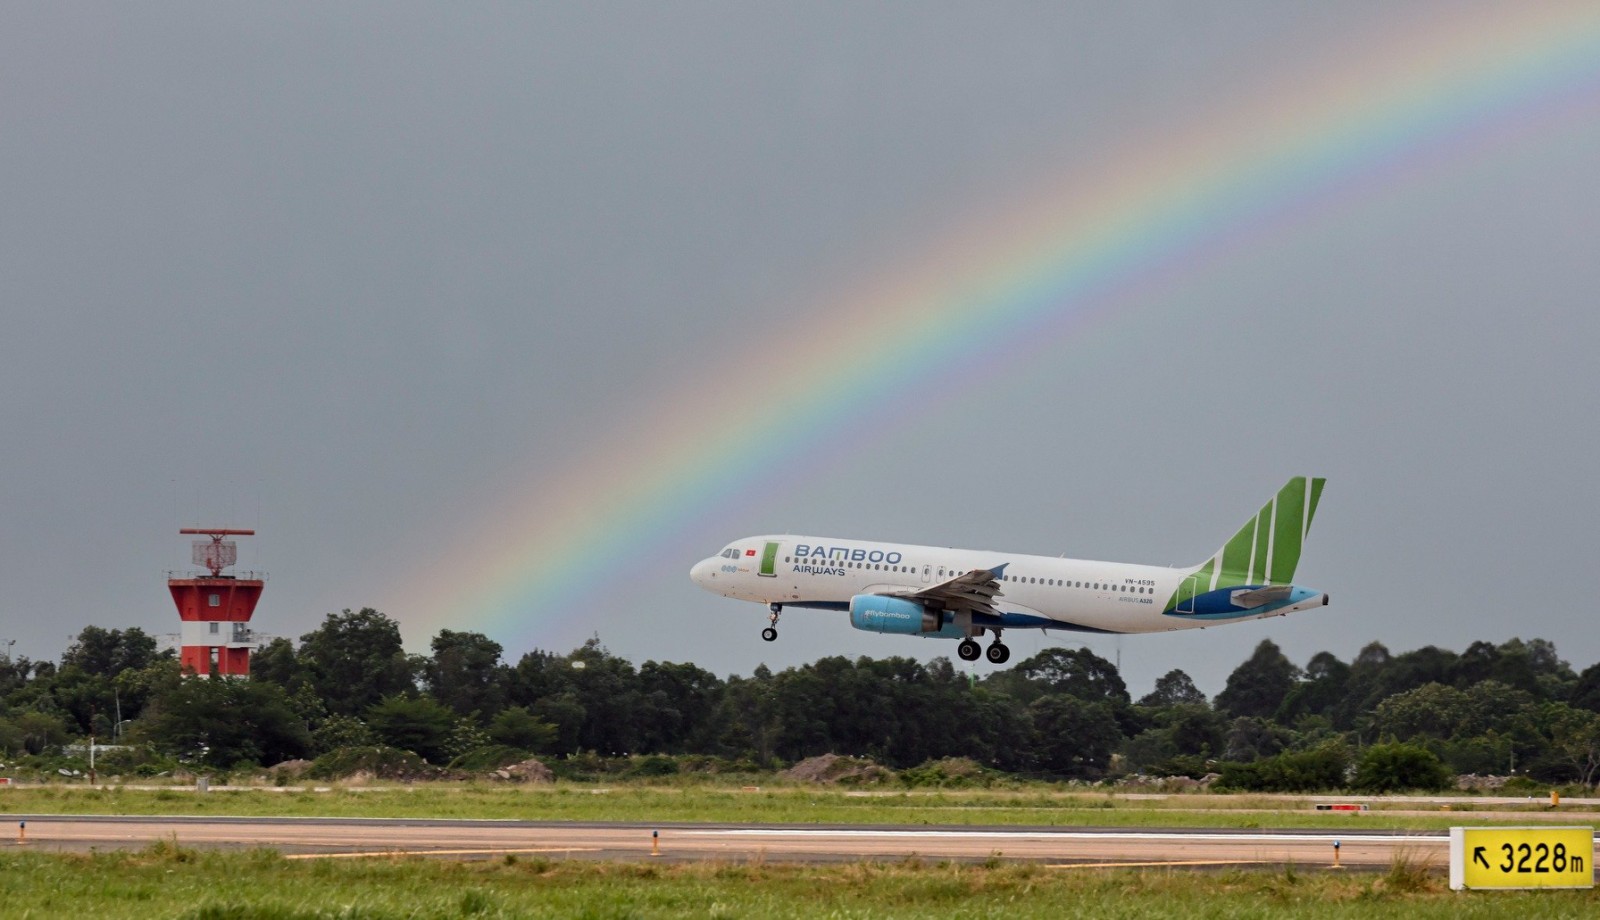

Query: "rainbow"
<box><xmin>374</xmin><ymin>6</ymin><xmax>1600</xmax><ymax>652</ymax></box>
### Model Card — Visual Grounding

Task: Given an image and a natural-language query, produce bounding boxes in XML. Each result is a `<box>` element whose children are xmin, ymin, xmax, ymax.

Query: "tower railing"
<box><xmin>165</xmin><ymin>570</ymin><xmax>269</xmax><ymax>581</ymax></box>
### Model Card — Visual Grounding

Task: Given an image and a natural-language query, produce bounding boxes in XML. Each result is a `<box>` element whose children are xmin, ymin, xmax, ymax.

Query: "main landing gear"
<box><xmin>957</xmin><ymin>632</ymin><xmax>1010</xmax><ymax>664</ymax></box>
<box><xmin>762</xmin><ymin>603</ymin><xmax>782</xmax><ymax>642</ymax></box>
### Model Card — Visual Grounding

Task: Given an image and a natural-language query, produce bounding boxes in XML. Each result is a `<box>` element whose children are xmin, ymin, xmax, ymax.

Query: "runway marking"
<box><xmin>283</xmin><ymin>847</ymin><xmax>602</xmax><ymax>860</ymax></box>
<box><xmin>682</xmin><ymin>829</ymin><xmax>1448</xmax><ymax>844</ymax></box>
<box><xmin>1046</xmin><ymin>860</ymin><xmax>1278</xmax><ymax>869</ymax></box>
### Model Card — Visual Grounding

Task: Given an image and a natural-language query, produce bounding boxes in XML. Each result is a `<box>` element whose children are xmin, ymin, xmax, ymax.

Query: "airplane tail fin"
<box><xmin>1168</xmin><ymin>477</ymin><xmax>1325</xmax><ymax>611</ymax></box>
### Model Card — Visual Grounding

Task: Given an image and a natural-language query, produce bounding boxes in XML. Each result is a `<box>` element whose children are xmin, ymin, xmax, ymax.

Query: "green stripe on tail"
<box><xmin>1165</xmin><ymin>477</ymin><xmax>1325</xmax><ymax>612</ymax></box>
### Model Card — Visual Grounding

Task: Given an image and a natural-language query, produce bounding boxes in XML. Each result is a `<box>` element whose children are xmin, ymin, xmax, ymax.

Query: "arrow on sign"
<box><xmin>1473</xmin><ymin>846</ymin><xmax>1489</xmax><ymax>869</ymax></box>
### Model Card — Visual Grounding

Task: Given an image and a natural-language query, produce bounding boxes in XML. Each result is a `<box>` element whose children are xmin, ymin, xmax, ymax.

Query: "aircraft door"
<box><xmin>921</xmin><ymin>564</ymin><xmax>933</xmax><ymax>584</ymax></box>
<box><xmin>1176</xmin><ymin>573</ymin><xmax>1204</xmax><ymax>613</ymax></box>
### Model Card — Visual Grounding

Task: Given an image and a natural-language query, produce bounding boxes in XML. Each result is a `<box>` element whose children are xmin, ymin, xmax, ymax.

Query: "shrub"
<box><xmin>1352</xmin><ymin>743</ymin><xmax>1452</xmax><ymax>793</ymax></box>
<box><xmin>625</xmin><ymin>755</ymin><xmax>680</xmax><ymax>778</ymax></box>
<box><xmin>307</xmin><ymin>745</ymin><xmax>437</xmax><ymax>781</ymax></box>
<box><xmin>1215</xmin><ymin>743</ymin><xmax>1350</xmax><ymax>792</ymax></box>
<box><xmin>899</xmin><ymin>757</ymin><xmax>998</xmax><ymax>788</ymax></box>
<box><xmin>447</xmin><ymin>745</ymin><xmax>534</xmax><ymax>772</ymax></box>
<box><xmin>1500</xmin><ymin>774</ymin><xmax>1546</xmax><ymax>795</ymax></box>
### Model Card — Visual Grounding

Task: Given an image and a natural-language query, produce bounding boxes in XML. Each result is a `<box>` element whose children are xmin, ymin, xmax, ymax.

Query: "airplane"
<box><xmin>689</xmin><ymin>476</ymin><xmax>1328</xmax><ymax>663</ymax></box>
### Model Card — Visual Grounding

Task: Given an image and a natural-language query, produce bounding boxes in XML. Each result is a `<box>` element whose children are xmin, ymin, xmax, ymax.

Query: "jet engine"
<box><xmin>848</xmin><ymin>594</ymin><xmax>942</xmax><ymax>634</ymax></box>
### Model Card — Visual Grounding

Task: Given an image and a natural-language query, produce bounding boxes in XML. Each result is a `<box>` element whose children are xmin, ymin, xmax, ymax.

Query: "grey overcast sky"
<box><xmin>3</xmin><ymin>3</ymin><xmax>1599</xmax><ymax>697</ymax></box>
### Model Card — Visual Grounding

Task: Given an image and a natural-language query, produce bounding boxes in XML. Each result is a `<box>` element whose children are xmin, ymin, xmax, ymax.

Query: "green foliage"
<box><xmin>9</xmin><ymin>710</ymin><xmax>71</xmax><ymax>755</ymax></box>
<box><xmin>308</xmin><ymin>713</ymin><xmax>376</xmax><ymax>754</ymax></box>
<box><xmin>1214</xmin><ymin>639</ymin><xmax>1301</xmax><ymax>719</ymax></box>
<box><xmin>1028</xmin><ymin>696</ymin><xmax>1120</xmax><ymax>779</ymax></box>
<box><xmin>248</xmin><ymin>637</ymin><xmax>301</xmax><ymax>691</ymax></box>
<box><xmin>1221</xmin><ymin>716</ymin><xmax>1291</xmax><ymax>762</ymax></box>
<box><xmin>1540</xmin><ymin>702</ymin><xmax>1600</xmax><ymax>787</ymax></box>
<box><xmin>62</xmin><ymin>626</ymin><xmax>164</xmax><ymax>676</ymax></box>
<box><xmin>6</xmin><ymin>619</ymin><xmax>1600</xmax><ymax>784</ymax></box>
<box><xmin>424</xmin><ymin>630</ymin><xmax>508</xmax><ymax>718</ymax></box>
<box><xmin>486</xmin><ymin>705</ymin><xmax>556</xmax><ymax>752</ymax></box>
<box><xmin>1569</xmin><ymin>660</ymin><xmax>1600</xmax><ymax>714</ymax></box>
<box><xmin>1215</xmin><ymin>743</ymin><xmax>1350</xmax><ymax>792</ymax></box>
<box><xmin>139</xmin><ymin>676</ymin><xmax>309</xmax><ymax>768</ymax></box>
<box><xmin>1352</xmin><ymin>742</ymin><xmax>1452</xmax><ymax>793</ymax></box>
<box><xmin>365</xmin><ymin>694</ymin><xmax>457</xmax><ymax>764</ymax></box>
<box><xmin>625</xmin><ymin>754</ymin><xmax>680</xmax><ymax>777</ymax></box>
<box><xmin>527</xmin><ymin>692</ymin><xmax>586</xmax><ymax>755</ymax></box>
<box><xmin>447</xmin><ymin>718</ymin><xmax>492</xmax><ymax>761</ymax></box>
<box><xmin>1276</xmin><ymin>652</ymin><xmax>1350</xmax><ymax>724</ymax></box>
<box><xmin>447</xmin><ymin>744</ymin><xmax>534</xmax><ymax>772</ymax></box>
<box><xmin>1138</xmin><ymin>669</ymin><xmax>1206</xmax><ymax>707</ymax></box>
<box><xmin>306</xmin><ymin>745</ymin><xmax>435</xmax><ymax>780</ymax></box>
<box><xmin>1370</xmin><ymin>680</ymin><xmax>1541</xmax><ymax>774</ymax></box>
<box><xmin>898</xmin><ymin>757</ymin><xmax>1000</xmax><ymax>788</ymax></box>
<box><xmin>0</xmin><ymin>846</ymin><xmax>1533</xmax><ymax>919</ymax></box>
<box><xmin>296</xmin><ymin>609</ymin><xmax>416</xmax><ymax>717</ymax></box>
<box><xmin>1007</xmin><ymin>647</ymin><xmax>1130</xmax><ymax>705</ymax></box>
<box><xmin>1500</xmin><ymin>774</ymin><xmax>1545</xmax><ymax>794</ymax></box>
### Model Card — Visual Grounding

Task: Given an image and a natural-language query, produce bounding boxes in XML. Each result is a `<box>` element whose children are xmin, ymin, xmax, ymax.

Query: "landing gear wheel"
<box><xmin>985</xmin><ymin>642</ymin><xmax>1010</xmax><ymax>664</ymax></box>
<box><xmin>957</xmin><ymin>639</ymin><xmax>981</xmax><ymax>662</ymax></box>
<box><xmin>761</xmin><ymin>627</ymin><xmax>778</xmax><ymax>642</ymax></box>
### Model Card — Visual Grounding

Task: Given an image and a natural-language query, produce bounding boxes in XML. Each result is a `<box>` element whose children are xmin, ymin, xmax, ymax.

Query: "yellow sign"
<box><xmin>1450</xmin><ymin>826</ymin><xmax>1594</xmax><ymax>890</ymax></box>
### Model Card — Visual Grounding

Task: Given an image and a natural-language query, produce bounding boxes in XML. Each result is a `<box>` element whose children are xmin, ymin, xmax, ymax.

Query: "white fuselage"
<box><xmin>690</xmin><ymin>535</ymin><xmax>1318</xmax><ymax>634</ymax></box>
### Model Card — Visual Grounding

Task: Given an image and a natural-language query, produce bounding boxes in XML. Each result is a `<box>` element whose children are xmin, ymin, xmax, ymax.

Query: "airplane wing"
<box><xmin>884</xmin><ymin>563</ymin><xmax>1009</xmax><ymax>618</ymax></box>
<box><xmin>1229</xmin><ymin>585</ymin><xmax>1294</xmax><ymax>609</ymax></box>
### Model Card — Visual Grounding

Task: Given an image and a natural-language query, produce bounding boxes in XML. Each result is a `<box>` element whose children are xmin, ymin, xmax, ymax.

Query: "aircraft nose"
<box><xmin>689</xmin><ymin>557</ymin><xmax>715</xmax><ymax>587</ymax></box>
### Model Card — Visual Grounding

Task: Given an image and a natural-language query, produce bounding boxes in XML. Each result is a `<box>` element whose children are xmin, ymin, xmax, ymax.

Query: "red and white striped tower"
<box><xmin>168</xmin><ymin>528</ymin><xmax>264</xmax><ymax>677</ymax></box>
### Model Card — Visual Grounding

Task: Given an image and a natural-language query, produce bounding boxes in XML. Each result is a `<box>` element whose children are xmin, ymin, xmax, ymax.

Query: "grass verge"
<box><xmin>1</xmin><ymin>844</ymin><xmax>1597</xmax><ymax>919</ymax></box>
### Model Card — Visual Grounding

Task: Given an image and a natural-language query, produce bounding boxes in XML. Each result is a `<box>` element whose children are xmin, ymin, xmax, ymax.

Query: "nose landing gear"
<box><xmin>762</xmin><ymin>603</ymin><xmax>782</xmax><ymax>642</ymax></box>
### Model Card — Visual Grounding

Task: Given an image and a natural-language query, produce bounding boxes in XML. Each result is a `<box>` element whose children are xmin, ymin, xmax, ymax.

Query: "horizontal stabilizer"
<box><xmin>1229</xmin><ymin>585</ymin><xmax>1293</xmax><ymax>609</ymax></box>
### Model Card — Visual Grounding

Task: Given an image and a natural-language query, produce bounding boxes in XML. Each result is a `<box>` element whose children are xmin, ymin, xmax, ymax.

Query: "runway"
<box><xmin>1</xmin><ymin>815</ymin><xmax>1459</xmax><ymax>869</ymax></box>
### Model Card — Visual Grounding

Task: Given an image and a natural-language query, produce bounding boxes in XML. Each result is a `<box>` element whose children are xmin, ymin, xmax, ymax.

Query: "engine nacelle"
<box><xmin>849</xmin><ymin>594</ymin><xmax>942</xmax><ymax>635</ymax></box>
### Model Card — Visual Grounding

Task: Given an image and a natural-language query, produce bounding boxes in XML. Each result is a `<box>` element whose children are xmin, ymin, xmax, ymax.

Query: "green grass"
<box><xmin>0</xmin><ymin>844</ymin><xmax>1596</xmax><ymax>919</ymax></box>
<box><xmin>0</xmin><ymin>783</ymin><xmax>1587</xmax><ymax>830</ymax></box>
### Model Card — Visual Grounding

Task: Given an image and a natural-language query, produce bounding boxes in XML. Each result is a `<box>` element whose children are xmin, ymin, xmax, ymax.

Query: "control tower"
<box><xmin>168</xmin><ymin>528</ymin><xmax>264</xmax><ymax>677</ymax></box>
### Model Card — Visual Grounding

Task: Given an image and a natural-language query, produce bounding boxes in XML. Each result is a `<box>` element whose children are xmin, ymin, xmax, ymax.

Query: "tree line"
<box><xmin>2</xmin><ymin>608</ymin><xmax>1599</xmax><ymax>790</ymax></box>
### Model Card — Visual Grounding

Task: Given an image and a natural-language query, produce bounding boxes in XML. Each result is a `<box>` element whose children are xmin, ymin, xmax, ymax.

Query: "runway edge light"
<box><xmin>1449</xmin><ymin>826</ymin><xmax>1594</xmax><ymax>891</ymax></box>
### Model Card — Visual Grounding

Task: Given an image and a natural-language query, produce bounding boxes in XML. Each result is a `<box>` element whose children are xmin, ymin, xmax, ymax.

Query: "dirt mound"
<box><xmin>491</xmin><ymin>758</ymin><xmax>555</xmax><ymax>784</ymax></box>
<box><xmin>779</xmin><ymin>753</ymin><xmax>892</xmax><ymax>785</ymax></box>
